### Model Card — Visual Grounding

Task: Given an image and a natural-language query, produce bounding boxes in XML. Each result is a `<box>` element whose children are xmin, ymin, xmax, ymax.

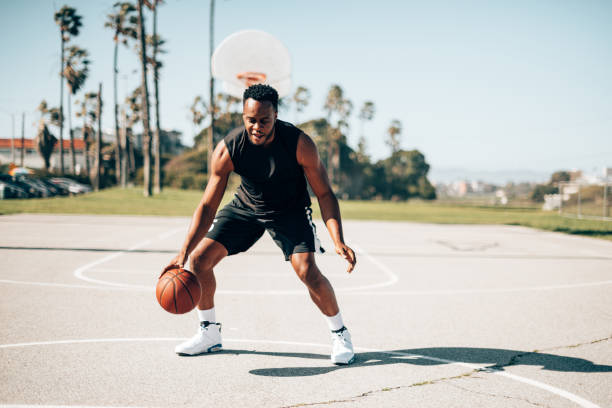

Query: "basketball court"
<box><xmin>0</xmin><ymin>213</ymin><xmax>610</xmax><ymax>407</ymax></box>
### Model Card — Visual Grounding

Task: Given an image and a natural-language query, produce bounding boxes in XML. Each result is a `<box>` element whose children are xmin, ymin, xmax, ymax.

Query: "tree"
<box><xmin>386</xmin><ymin>119</ymin><xmax>402</xmax><ymax>155</ymax></box>
<box><xmin>63</xmin><ymin>45</ymin><xmax>90</xmax><ymax>174</ymax></box>
<box><xmin>292</xmin><ymin>86</ymin><xmax>310</xmax><ymax>123</ymax></box>
<box><xmin>94</xmin><ymin>83</ymin><xmax>103</xmax><ymax>191</ymax></box>
<box><xmin>550</xmin><ymin>171</ymin><xmax>571</xmax><ymax>184</ymax></box>
<box><xmin>358</xmin><ymin>101</ymin><xmax>375</xmax><ymax>137</ymax></box>
<box><xmin>190</xmin><ymin>95</ymin><xmax>208</xmax><ymax>138</ymax></box>
<box><xmin>207</xmin><ymin>0</ymin><xmax>216</xmax><ymax>176</ymax></box>
<box><xmin>35</xmin><ymin>100</ymin><xmax>59</xmax><ymax>171</ymax></box>
<box><xmin>379</xmin><ymin>149</ymin><xmax>435</xmax><ymax>200</ymax></box>
<box><xmin>54</xmin><ymin>5</ymin><xmax>82</xmax><ymax>174</ymax></box>
<box><xmin>323</xmin><ymin>84</ymin><xmax>351</xmax><ymax>185</ymax></box>
<box><xmin>105</xmin><ymin>1</ymin><xmax>137</xmax><ymax>186</ymax></box>
<box><xmin>136</xmin><ymin>0</ymin><xmax>153</xmax><ymax>197</ymax></box>
<box><xmin>75</xmin><ymin>92</ymin><xmax>99</xmax><ymax>179</ymax></box>
<box><xmin>124</xmin><ymin>87</ymin><xmax>143</xmax><ymax>180</ymax></box>
<box><xmin>147</xmin><ymin>0</ymin><xmax>165</xmax><ymax>193</ymax></box>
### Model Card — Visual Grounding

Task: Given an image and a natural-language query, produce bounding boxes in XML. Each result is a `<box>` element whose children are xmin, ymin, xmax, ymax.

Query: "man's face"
<box><xmin>242</xmin><ymin>98</ymin><xmax>277</xmax><ymax>146</ymax></box>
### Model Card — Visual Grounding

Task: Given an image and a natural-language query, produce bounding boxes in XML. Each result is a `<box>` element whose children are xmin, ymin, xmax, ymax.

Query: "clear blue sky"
<box><xmin>1</xmin><ymin>0</ymin><xmax>610</xmax><ymax>182</ymax></box>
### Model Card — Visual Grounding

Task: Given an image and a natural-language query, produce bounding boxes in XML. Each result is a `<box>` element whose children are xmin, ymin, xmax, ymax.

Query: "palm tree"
<box><xmin>333</xmin><ymin>99</ymin><xmax>352</xmax><ymax>184</ymax></box>
<box><xmin>35</xmin><ymin>100</ymin><xmax>58</xmax><ymax>171</ymax></box>
<box><xmin>148</xmin><ymin>0</ymin><xmax>165</xmax><ymax>194</ymax></box>
<box><xmin>324</xmin><ymin>85</ymin><xmax>343</xmax><ymax>184</ymax></box>
<box><xmin>323</xmin><ymin>85</ymin><xmax>352</xmax><ymax>186</ymax></box>
<box><xmin>94</xmin><ymin>84</ymin><xmax>103</xmax><ymax>191</ymax></box>
<box><xmin>292</xmin><ymin>86</ymin><xmax>310</xmax><ymax>124</ymax></box>
<box><xmin>125</xmin><ymin>87</ymin><xmax>143</xmax><ymax>180</ymax></box>
<box><xmin>190</xmin><ymin>95</ymin><xmax>207</xmax><ymax>138</ymax></box>
<box><xmin>54</xmin><ymin>5</ymin><xmax>82</xmax><ymax>175</ymax></box>
<box><xmin>105</xmin><ymin>1</ymin><xmax>137</xmax><ymax>186</ymax></box>
<box><xmin>136</xmin><ymin>0</ymin><xmax>153</xmax><ymax>197</ymax></box>
<box><xmin>386</xmin><ymin>119</ymin><xmax>402</xmax><ymax>155</ymax></box>
<box><xmin>357</xmin><ymin>101</ymin><xmax>375</xmax><ymax>163</ymax></box>
<box><xmin>75</xmin><ymin>92</ymin><xmax>99</xmax><ymax>179</ymax></box>
<box><xmin>207</xmin><ymin>0</ymin><xmax>216</xmax><ymax>176</ymax></box>
<box><xmin>358</xmin><ymin>101</ymin><xmax>375</xmax><ymax>138</ymax></box>
<box><xmin>63</xmin><ymin>45</ymin><xmax>90</xmax><ymax>175</ymax></box>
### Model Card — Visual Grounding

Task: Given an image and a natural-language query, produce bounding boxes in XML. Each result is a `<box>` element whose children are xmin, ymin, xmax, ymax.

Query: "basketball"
<box><xmin>156</xmin><ymin>268</ymin><xmax>201</xmax><ymax>314</ymax></box>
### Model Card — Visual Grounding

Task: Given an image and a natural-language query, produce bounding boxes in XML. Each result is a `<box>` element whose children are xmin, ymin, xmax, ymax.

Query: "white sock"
<box><xmin>324</xmin><ymin>311</ymin><xmax>344</xmax><ymax>332</ymax></box>
<box><xmin>197</xmin><ymin>307</ymin><xmax>216</xmax><ymax>323</ymax></box>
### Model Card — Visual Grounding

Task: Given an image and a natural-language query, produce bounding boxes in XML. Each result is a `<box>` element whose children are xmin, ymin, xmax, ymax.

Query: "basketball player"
<box><xmin>163</xmin><ymin>84</ymin><xmax>356</xmax><ymax>365</ymax></box>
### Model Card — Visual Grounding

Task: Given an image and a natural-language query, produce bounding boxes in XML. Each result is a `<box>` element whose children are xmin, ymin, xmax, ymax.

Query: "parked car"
<box><xmin>39</xmin><ymin>178</ymin><xmax>69</xmax><ymax>196</ymax></box>
<box><xmin>0</xmin><ymin>175</ymin><xmax>41</xmax><ymax>198</ymax></box>
<box><xmin>16</xmin><ymin>176</ymin><xmax>53</xmax><ymax>198</ymax></box>
<box><xmin>0</xmin><ymin>180</ymin><xmax>29</xmax><ymax>199</ymax></box>
<box><xmin>49</xmin><ymin>177</ymin><xmax>92</xmax><ymax>194</ymax></box>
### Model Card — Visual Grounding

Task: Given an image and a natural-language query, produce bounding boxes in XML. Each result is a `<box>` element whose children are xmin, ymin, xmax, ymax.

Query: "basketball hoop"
<box><xmin>236</xmin><ymin>72</ymin><xmax>267</xmax><ymax>87</ymax></box>
<box><xmin>212</xmin><ymin>30</ymin><xmax>292</xmax><ymax>98</ymax></box>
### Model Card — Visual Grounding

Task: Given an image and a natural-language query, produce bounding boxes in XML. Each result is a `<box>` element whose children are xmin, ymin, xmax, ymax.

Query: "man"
<box><xmin>163</xmin><ymin>84</ymin><xmax>356</xmax><ymax>365</ymax></box>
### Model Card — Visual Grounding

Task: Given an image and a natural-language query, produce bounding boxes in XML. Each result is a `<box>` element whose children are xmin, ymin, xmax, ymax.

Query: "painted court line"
<box><xmin>0</xmin><ymin>406</ymin><xmax>148</xmax><ymax>408</ymax></box>
<box><xmin>2</xmin><ymin>226</ymin><xmax>608</xmax><ymax>295</ymax></box>
<box><xmin>0</xmin><ymin>337</ymin><xmax>600</xmax><ymax>408</ymax></box>
<box><xmin>3</xmin><ymin>277</ymin><xmax>612</xmax><ymax>296</ymax></box>
<box><xmin>72</xmin><ymin>227</ymin><xmax>184</xmax><ymax>288</ymax></box>
<box><xmin>71</xmin><ymin>239</ymin><xmax>400</xmax><ymax>294</ymax></box>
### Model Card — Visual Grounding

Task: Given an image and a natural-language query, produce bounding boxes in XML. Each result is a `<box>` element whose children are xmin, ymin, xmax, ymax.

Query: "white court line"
<box><xmin>0</xmin><ymin>406</ymin><xmax>147</xmax><ymax>408</ymax></box>
<box><xmin>72</xmin><ymin>227</ymin><xmax>184</xmax><ymax>288</ymax></box>
<box><xmin>71</xmin><ymin>239</ymin><xmax>400</xmax><ymax>294</ymax></box>
<box><xmin>344</xmin><ymin>280</ymin><xmax>612</xmax><ymax>295</ymax></box>
<box><xmin>1</xmin><ymin>227</ymin><xmax>605</xmax><ymax>295</ymax></box>
<box><xmin>73</xmin><ymin>240</ymin><xmax>153</xmax><ymax>288</ymax></box>
<box><xmin>0</xmin><ymin>337</ymin><xmax>600</xmax><ymax>408</ymax></box>
<box><xmin>3</xmin><ymin>278</ymin><xmax>612</xmax><ymax>296</ymax></box>
<box><xmin>343</xmin><ymin>244</ymin><xmax>399</xmax><ymax>291</ymax></box>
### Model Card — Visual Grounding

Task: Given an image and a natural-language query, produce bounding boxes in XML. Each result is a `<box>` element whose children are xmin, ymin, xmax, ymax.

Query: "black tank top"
<box><xmin>224</xmin><ymin>120</ymin><xmax>311</xmax><ymax>216</ymax></box>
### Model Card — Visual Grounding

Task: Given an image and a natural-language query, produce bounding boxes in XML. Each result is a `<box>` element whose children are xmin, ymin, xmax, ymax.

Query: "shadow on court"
<box><xmin>204</xmin><ymin>347</ymin><xmax>612</xmax><ymax>377</ymax></box>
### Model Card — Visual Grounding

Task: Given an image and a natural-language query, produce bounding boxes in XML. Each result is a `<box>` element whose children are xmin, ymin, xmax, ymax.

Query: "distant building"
<box><xmin>0</xmin><ymin>138</ymin><xmax>86</xmax><ymax>171</ymax></box>
<box><xmin>543</xmin><ymin>194</ymin><xmax>561</xmax><ymax>211</ymax></box>
<box><xmin>1</xmin><ymin>127</ymin><xmax>185</xmax><ymax>172</ymax></box>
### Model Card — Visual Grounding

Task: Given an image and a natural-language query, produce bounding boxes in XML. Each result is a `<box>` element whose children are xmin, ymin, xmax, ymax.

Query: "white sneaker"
<box><xmin>175</xmin><ymin>321</ymin><xmax>222</xmax><ymax>356</ymax></box>
<box><xmin>331</xmin><ymin>327</ymin><xmax>355</xmax><ymax>365</ymax></box>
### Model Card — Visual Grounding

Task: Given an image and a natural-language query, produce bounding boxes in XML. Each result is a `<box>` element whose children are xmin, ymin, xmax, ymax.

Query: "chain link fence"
<box><xmin>558</xmin><ymin>181</ymin><xmax>611</xmax><ymax>221</ymax></box>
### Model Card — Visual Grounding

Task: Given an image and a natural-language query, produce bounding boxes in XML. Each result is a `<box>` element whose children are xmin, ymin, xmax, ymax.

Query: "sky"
<box><xmin>0</xmin><ymin>0</ymin><xmax>610</xmax><ymax>183</ymax></box>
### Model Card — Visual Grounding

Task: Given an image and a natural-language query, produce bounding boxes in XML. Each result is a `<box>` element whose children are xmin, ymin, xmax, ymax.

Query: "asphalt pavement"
<box><xmin>1</xmin><ymin>214</ymin><xmax>611</xmax><ymax>407</ymax></box>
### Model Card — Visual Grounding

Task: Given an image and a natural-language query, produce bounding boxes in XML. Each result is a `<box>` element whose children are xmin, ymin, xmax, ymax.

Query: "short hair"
<box><xmin>243</xmin><ymin>84</ymin><xmax>279</xmax><ymax>111</ymax></box>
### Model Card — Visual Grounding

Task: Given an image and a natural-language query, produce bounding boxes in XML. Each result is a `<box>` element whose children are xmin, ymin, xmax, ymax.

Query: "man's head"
<box><xmin>242</xmin><ymin>84</ymin><xmax>278</xmax><ymax>146</ymax></box>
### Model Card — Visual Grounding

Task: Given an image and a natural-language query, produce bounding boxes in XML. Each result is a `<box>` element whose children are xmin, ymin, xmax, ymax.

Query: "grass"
<box><xmin>1</xmin><ymin>187</ymin><xmax>610</xmax><ymax>241</ymax></box>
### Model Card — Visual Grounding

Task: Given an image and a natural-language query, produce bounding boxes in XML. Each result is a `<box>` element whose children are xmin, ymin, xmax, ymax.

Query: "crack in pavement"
<box><xmin>487</xmin><ymin>335</ymin><xmax>612</xmax><ymax>372</ymax></box>
<box><xmin>445</xmin><ymin>381</ymin><xmax>554</xmax><ymax>408</ymax></box>
<box><xmin>534</xmin><ymin>336</ymin><xmax>611</xmax><ymax>353</ymax></box>
<box><xmin>279</xmin><ymin>336</ymin><xmax>611</xmax><ymax>408</ymax></box>
<box><xmin>278</xmin><ymin>370</ymin><xmax>481</xmax><ymax>407</ymax></box>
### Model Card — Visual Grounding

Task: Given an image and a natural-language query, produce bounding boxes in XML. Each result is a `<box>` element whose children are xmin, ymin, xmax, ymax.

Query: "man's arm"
<box><xmin>162</xmin><ymin>141</ymin><xmax>233</xmax><ymax>273</ymax></box>
<box><xmin>297</xmin><ymin>133</ymin><xmax>356</xmax><ymax>273</ymax></box>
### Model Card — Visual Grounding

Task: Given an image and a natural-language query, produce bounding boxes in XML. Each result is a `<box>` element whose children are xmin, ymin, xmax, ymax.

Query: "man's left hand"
<box><xmin>335</xmin><ymin>243</ymin><xmax>356</xmax><ymax>273</ymax></box>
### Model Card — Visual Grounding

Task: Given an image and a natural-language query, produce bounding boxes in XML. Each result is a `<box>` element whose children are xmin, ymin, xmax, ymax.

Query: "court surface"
<box><xmin>1</xmin><ymin>214</ymin><xmax>611</xmax><ymax>408</ymax></box>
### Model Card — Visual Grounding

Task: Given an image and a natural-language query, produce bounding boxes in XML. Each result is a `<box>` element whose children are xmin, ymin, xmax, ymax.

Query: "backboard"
<box><xmin>211</xmin><ymin>30</ymin><xmax>292</xmax><ymax>98</ymax></box>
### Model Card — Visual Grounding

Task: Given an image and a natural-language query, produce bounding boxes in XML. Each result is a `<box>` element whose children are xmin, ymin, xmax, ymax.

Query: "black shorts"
<box><xmin>206</xmin><ymin>204</ymin><xmax>325</xmax><ymax>261</ymax></box>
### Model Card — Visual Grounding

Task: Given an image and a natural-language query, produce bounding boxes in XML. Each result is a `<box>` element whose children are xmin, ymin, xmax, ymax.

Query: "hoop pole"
<box><xmin>604</xmin><ymin>181</ymin><xmax>608</xmax><ymax>219</ymax></box>
<box><xmin>577</xmin><ymin>184</ymin><xmax>582</xmax><ymax>219</ymax></box>
<box><xmin>558</xmin><ymin>182</ymin><xmax>563</xmax><ymax>215</ymax></box>
<box><xmin>207</xmin><ymin>0</ymin><xmax>215</xmax><ymax>176</ymax></box>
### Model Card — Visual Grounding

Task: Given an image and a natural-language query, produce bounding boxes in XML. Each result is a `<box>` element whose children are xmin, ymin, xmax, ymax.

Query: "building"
<box><xmin>1</xmin><ymin>127</ymin><xmax>185</xmax><ymax>172</ymax></box>
<box><xmin>0</xmin><ymin>138</ymin><xmax>87</xmax><ymax>172</ymax></box>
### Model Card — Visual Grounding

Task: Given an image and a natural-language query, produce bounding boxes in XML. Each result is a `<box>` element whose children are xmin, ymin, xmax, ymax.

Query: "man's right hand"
<box><xmin>160</xmin><ymin>253</ymin><xmax>186</xmax><ymax>277</ymax></box>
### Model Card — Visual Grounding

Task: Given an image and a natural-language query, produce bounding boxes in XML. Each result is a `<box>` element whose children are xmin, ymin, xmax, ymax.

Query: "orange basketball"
<box><xmin>156</xmin><ymin>268</ymin><xmax>201</xmax><ymax>314</ymax></box>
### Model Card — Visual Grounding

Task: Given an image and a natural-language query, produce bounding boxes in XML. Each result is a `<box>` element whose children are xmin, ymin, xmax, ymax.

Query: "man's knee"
<box><xmin>190</xmin><ymin>238</ymin><xmax>227</xmax><ymax>273</ymax></box>
<box><xmin>293</xmin><ymin>256</ymin><xmax>322</xmax><ymax>286</ymax></box>
<box><xmin>190</xmin><ymin>253</ymin><xmax>214</xmax><ymax>273</ymax></box>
